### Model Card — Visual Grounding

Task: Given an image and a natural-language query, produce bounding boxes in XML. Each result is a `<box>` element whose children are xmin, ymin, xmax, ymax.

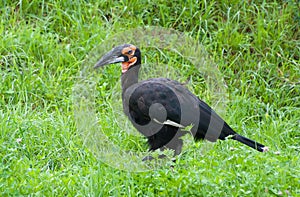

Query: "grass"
<box><xmin>1</xmin><ymin>0</ymin><xmax>299</xmax><ymax>196</ymax></box>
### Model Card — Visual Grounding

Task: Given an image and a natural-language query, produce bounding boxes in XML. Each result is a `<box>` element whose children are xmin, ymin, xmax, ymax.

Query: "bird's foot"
<box><xmin>142</xmin><ymin>155</ymin><xmax>154</xmax><ymax>161</ymax></box>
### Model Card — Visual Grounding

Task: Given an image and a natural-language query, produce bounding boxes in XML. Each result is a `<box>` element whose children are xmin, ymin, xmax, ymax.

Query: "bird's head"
<box><xmin>94</xmin><ymin>44</ymin><xmax>141</xmax><ymax>73</ymax></box>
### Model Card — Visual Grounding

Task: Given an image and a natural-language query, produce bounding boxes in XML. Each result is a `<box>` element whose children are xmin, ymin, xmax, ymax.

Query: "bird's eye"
<box><xmin>127</xmin><ymin>50</ymin><xmax>133</xmax><ymax>54</ymax></box>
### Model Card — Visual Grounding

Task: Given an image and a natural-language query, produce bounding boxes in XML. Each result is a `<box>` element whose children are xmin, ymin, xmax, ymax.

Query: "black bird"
<box><xmin>94</xmin><ymin>44</ymin><xmax>268</xmax><ymax>157</ymax></box>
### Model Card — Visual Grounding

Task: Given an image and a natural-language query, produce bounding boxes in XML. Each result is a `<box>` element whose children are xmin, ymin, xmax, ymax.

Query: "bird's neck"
<box><xmin>121</xmin><ymin>65</ymin><xmax>140</xmax><ymax>96</ymax></box>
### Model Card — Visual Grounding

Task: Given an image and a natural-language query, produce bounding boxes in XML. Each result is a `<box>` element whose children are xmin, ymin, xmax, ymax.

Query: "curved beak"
<box><xmin>94</xmin><ymin>46</ymin><xmax>125</xmax><ymax>69</ymax></box>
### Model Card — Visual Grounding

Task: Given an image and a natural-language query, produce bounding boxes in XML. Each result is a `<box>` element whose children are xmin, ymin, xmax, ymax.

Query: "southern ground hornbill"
<box><xmin>94</xmin><ymin>44</ymin><xmax>268</xmax><ymax>158</ymax></box>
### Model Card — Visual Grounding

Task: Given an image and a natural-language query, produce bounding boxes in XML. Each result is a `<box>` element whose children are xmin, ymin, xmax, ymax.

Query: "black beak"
<box><xmin>94</xmin><ymin>46</ymin><xmax>126</xmax><ymax>69</ymax></box>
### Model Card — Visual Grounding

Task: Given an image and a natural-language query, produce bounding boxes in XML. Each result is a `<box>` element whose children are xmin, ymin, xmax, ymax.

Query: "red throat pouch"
<box><xmin>122</xmin><ymin>62</ymin><xmax>130</xmax><ymax>73</ymax></box>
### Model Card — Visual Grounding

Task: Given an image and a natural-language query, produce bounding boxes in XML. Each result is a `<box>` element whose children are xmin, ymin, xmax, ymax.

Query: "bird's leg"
<box><xmin>142</xmin><ymin>147</ymin><xmax>167</xmax><ymax>161</ymax></box>
<box><xmin>158</xmin><ymin>146</ymin><xmax>167</xmax><ymax>159</ymax></box>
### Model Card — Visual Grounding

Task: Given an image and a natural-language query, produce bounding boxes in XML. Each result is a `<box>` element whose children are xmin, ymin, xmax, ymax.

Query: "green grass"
<box><xmin>1</xmin><ymin>0</ymin><xmax>299</xmax><ymax>196</ymax></box>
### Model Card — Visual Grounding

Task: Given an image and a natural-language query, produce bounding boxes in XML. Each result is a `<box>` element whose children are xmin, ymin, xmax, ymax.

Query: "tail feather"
<box><xmin>232</xmin><ymin>134</ymin><xmax>268</xmax><ymax>152</ymax></box>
